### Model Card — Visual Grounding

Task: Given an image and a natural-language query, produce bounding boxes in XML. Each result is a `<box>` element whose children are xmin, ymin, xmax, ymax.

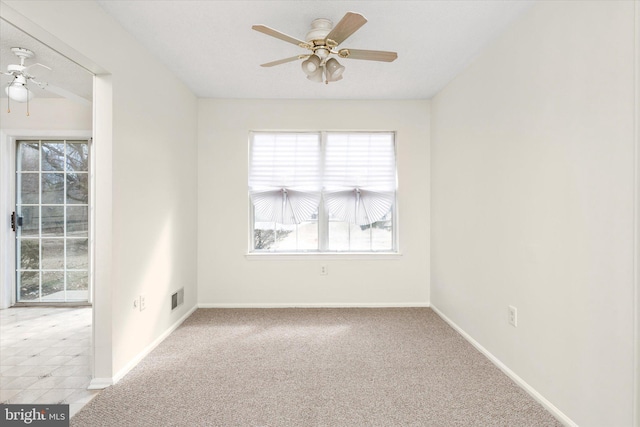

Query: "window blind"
<box><xmin>324</xmin><ymin>133</ymin><xmax>396</xmax><ymax>225</ymax></box>
<box><xmin>249</xmin><ymin>133</ymin><xmax>322</xmax><ymax>224</ymax></box>
<box><xmin>249</xmin><ymin>132</ymin><xmax>396</xmax><ymax>227</ymax></box>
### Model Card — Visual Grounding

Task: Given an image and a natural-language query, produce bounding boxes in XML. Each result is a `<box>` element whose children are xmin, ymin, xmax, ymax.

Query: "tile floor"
<box><xmin>0</xmin><ymin>306</ymin><xmax>98</xmax><ymax>417</ymax></box>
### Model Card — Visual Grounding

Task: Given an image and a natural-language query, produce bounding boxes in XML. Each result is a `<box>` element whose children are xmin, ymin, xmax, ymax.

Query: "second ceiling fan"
<box><xmin>252</xmin><ymin>12</ymin><xmax>398</xmax><ymax>84</ymax></box>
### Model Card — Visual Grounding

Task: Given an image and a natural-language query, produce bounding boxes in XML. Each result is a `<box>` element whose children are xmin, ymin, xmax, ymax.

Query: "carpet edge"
<box><xmin>430</xmin><ymin>304</ymin><xmax>577</xmax><ymax>427</ymax></box>
<box><xmin>111</xmin><ymin>304</ymin><xmax>198</xmax><ymax>385</ymax></box>
<box><xmin>198</xmin><ymin>302</ymin><xmax>431</xmax><ymax>308</ymax></box>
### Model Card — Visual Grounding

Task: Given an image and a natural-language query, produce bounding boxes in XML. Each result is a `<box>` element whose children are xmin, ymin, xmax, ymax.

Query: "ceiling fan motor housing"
<box><xmin>7</xmin><ymin>64</ymin><xmax>26</xmax><ymax>74</ymax></box>
<box><xmin>305</xmin><ymin>18</ymin><xmax>333</xmax><ymax>44</ymax></box>
<box><xmin>11</xmin><ymin>47</ymin><xmax>34</xmax><ymax>60</ymax></box>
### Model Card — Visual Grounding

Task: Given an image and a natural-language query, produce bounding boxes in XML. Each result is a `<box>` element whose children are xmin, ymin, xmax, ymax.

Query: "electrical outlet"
<box><xmin>320</xmin><ymin>265</ymin><xmax>328</xmax><ymax>275</ymax></box>
<box><xmin>140</xmin><ymin>294</ymin><xmax>146</xmax><ymax>311</ymax></box>
<box><xmin>508</xmin><ymin>305</ymin><xmax>517</xmax><ymax>327</ymax></box>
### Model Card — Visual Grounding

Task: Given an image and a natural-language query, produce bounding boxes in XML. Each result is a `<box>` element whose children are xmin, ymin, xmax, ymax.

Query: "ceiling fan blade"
<box><xmin>325</xmin><ymin>12</ymin><xmax>367</xmax><ymax>46</ymax></box>
<box><xmin>260</xmin><ymin>56</ymin><xmax>305</xmax><ymax>67</ymax></box>
<box><xmin>339</xmin><ymin>48</ymin><xmax>398</xmax><ymax>62</ymax></box>
<box><xmin>23</xmin><ymin>63</ymin><xmax>52</xmax><ymax>73</ymax></box>
<box><xmin>31</xmin><ymin>79</ymin><xmax>91</xmax><ymax>106</ymax></box>
<box><xmin>252</xmin><ymin>25</ymin><xmax>307</xmax><ymax>47</ymax></box>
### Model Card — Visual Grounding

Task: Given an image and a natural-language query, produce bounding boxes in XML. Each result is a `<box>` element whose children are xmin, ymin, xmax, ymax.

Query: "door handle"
<box><xmin>11</xmin><ymin>212</ymin><xmax>22</xmax><ymax>232</ymax></box>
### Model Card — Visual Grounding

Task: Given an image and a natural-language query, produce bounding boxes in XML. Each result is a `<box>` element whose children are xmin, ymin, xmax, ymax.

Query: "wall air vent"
<box><xmin>171</xmin><ymin>288</ymin><xmax>184</xmax><ymax>311</ymax></box>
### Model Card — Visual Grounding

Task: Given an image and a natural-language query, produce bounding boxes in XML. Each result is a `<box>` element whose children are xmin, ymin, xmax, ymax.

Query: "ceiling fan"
<box><xmin>3</xmin><ymin>47</ymin><xmax>90</xmax><ymax>115</ymax></box>
<box><xmin>252</xmin><ymin>12</ymin><xmax>398</xmax><ymax>84</ymax></box>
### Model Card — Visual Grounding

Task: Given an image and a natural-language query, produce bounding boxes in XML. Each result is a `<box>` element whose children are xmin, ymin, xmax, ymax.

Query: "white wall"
<box><xmin>0</xmin><ymin>98</ymin><xmax>92</xmax><ymax>310</ymax></box>
<box><xmin>198</xmin><ymin>99</ymin><xmax>429</xmax><ymax>306</ymax></box>
<box><xmin>0</xmin><ymin>98</ymin><xmax>92</xmax><ymax>130</ymax></box>
<box><xmin>430</xmin><ymin>1</ymin><xmax>636</xmax><ymax>425</ymax></box>
<box><xmin>2</xmin><ymin>0</ymin><xmax>199</xmax><ymax>383</ymax></box>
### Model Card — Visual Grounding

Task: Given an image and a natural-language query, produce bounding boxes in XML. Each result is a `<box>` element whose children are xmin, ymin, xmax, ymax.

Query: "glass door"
<box><xmin>15</xmin><ymin>140</ymin><xmax>90</xmax><ymax>303</ymax></box>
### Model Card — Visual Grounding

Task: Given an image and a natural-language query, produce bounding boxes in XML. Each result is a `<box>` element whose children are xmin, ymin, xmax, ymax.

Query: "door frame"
<box><xmin>1</xmin><ymin>130</ymin><xmax>92</xmax><ymax>308</ymax></box>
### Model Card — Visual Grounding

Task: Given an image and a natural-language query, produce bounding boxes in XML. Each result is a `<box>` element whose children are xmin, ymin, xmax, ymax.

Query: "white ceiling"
<box><xmin>96</xmin><ymin>0</ymin><xmax>535</xmax><ymax>99</ymax></box>
<box><xmin>2</xmin><ymin>1</ymin><xmax>535</xmax><ymax>102</ymax></box>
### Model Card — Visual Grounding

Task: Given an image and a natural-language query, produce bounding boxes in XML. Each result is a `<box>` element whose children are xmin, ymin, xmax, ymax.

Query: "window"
<box><xmin>249</xmin><ymin>131</ymin><xmax>397</xmax><ymax>253</ymax></box>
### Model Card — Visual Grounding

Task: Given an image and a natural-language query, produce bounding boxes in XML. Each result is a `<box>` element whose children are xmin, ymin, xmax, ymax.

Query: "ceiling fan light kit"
<box><xmin>307</xmin><ymin>68</ymin><xmax>324</xmax><ymax>83</ymax></box>
<box><xmin>252</xmin><ymin>12</ymin><xmax>397</xmax><ymax>85</ymax></box>
<box><xmin>301</xmin><ymin>54</ymin><xmax>321</xmax><ymax>75</ymax></box>
<box><xmin>325</xmin><ymin>58</ymin><xmax>345</xmax><ymax>82</ymax></box>
<box><xmin>5</xmin><ymin>75</ymin><xmax>34</xmax><ymax>103</ymax></box>
<box><xmin>3</xmin><ymin>48</ymin><xmax>37</xmax><ymax>115</ymax></box>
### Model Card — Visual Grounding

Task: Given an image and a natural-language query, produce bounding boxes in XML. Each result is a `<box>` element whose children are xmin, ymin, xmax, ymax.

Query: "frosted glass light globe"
<box><xmin>5</xmin><ymin>83</ymin><xmax>34</xmax><ymax>103</ymax></box>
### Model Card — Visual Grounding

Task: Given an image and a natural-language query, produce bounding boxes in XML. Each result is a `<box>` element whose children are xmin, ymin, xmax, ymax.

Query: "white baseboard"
<box><xmin>110</xmin><ymin>304</ymin><xmax>198</xmax><ymax>385</ymax></box>
<box><xmin>87</xmin><ymin>378</ymin><xmax>112</xmax><ymax>390</ymax></box>
<box><xmin>430</xmin><ymin>304</ymin><xmax>577</xmax><ymax>427</ymax></box>
<box><xmin>198</xmin><ymin>302</ymin><xmax>430</xmax><ymax>308</ymax></box>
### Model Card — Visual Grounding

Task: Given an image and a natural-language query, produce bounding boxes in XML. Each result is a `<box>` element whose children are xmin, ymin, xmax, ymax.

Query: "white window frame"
<box><xmin>248</xmin><ymin>131</ymin><xmax>399</xmax><ymax>256</ymax></box>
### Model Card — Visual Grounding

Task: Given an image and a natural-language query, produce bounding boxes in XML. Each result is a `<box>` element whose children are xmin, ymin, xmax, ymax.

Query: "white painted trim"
<box><xmin>198</xmin><ymin>302</ymin><xmax>430</xmax><ymax>308</ymax></box>
<box><xmin>0</xmin><ymin>131</ymin><xmax>16</xmax><ymax>310</ymax></box>
<box><xmin>245</xmin><ymin>253</ymin><xmax>402</xmax><ymax>261</ymax></box>
<box><xmin>430</xmin><ymin>305</ymin><xmax>577</xmax><ymax>427</ymax></box>
<box><xmin>634</xmin><ymin>1</ymin><xmax>640</xmax><ymax>425</ymax></box>
<box><xmin>91</xmin><ymin>73</ymin><xmax>113</xmax><ymax>388</ymax></box>
<box><xmin>87</xmin><ymin>378</ymin><xmax>112</xmax><ymax>390</ymax></box>
<box><xmin>110</xmin><ymin>304</ymin><xmax>198</xmax><ymax>385</ymax></box>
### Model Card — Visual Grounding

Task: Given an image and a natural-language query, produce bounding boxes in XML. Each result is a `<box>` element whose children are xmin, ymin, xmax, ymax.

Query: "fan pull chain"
<box><xmin>25</xmin><ymin>81</ymin><xmax>30</xmax><ymax>116</ymax></box>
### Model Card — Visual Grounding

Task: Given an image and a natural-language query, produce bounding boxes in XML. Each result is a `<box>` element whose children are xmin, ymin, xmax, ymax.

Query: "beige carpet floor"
<box><xmin>72</xmin><ymin>308</ymin><xmax>562</xmax><ymax>426</ymax></box>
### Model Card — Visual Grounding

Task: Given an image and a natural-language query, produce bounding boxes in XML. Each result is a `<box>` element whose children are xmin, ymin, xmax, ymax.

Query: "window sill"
<box><xmin>245</xmin><ymin>252</ymin><xmax>402</xmax><ymax>261</ymax></box>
